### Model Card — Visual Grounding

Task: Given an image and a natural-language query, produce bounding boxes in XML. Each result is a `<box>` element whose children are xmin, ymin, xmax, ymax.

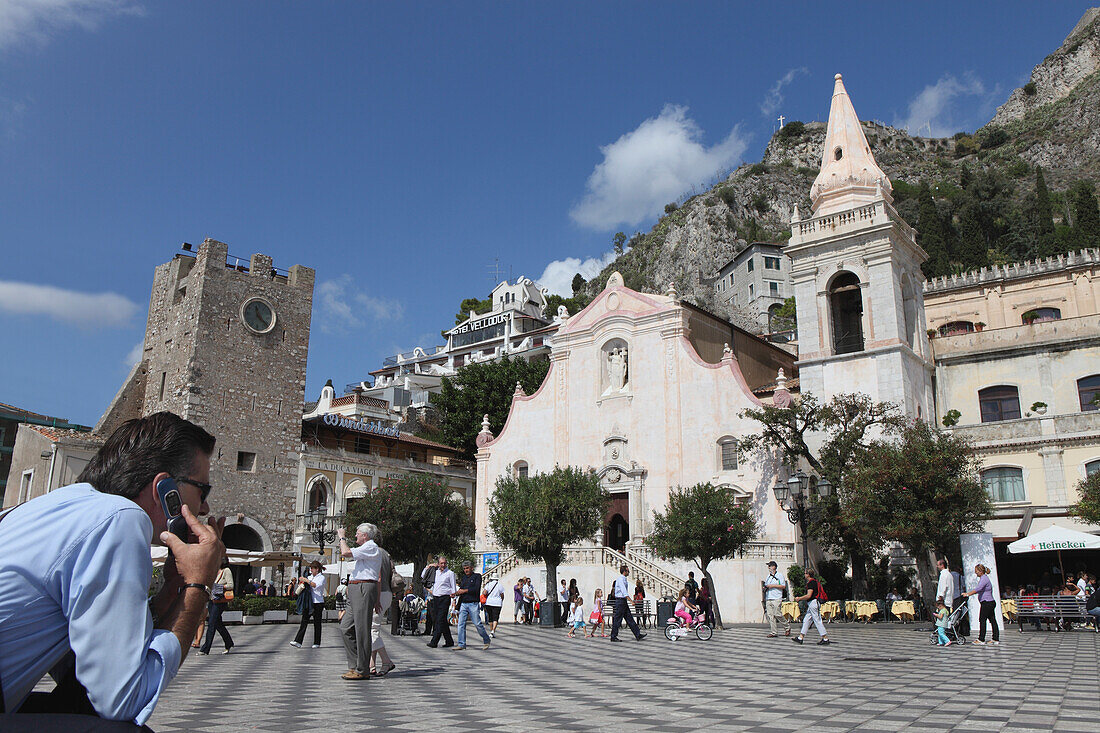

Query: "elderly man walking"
<box><xmin>764</xmin><ymin>561</ymin><xmax>790</xmax><ymax>637</ymax></box>
<box><xmin>426</xmin><ymin>556</ymin><xmax>458</xmax><ymax>648</ymax></box>
<box><xmin>337</xmin><ymin>523</ymin><xmax>384</xmax><ymax>681</ymax></box>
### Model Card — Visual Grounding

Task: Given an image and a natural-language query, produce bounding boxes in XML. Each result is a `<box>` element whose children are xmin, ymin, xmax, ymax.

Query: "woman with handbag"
<box><xmin>200</xmin><ymin>559</ymin><xmax>235</xmax><ymax>654</ymax></box>
<box><xmin>291</xmin><ymin>560</ymin><xmax>327</xmax><ymax>648</ymax></box>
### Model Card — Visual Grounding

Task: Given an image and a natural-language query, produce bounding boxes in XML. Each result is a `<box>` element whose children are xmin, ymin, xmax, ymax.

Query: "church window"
<box><xmin>718</xmin><ymin>438</ymin><xmax>738</xmax><ymax>471</ymax></box>
<box><xmin>513</xmin><ymin>460</ymin><xmax>529</xmax><ymax>478</ymax></box>
<box><xmin>981</xmin><ymin>467</ymin><xmax>1025</xmax><ymax>503</ymax></box>
<box><xmin>829</xmin><ymin>272</ymin><xmax>864</xmax><ymax>355</ymax></box>
<box><xmin>1086</xmin><ymin>460</ymin><xmax>1100</xmax><ymax>476</ymax></box>
<box><xmin>834</xmin><ymin>146</ymin><xmax>843</xmax><ymax>161</ymax></box>
<box><xmin>938</xmin><ymin>321</ymin><xmax>974</xmax><ymax>337</ymax></box>
<box><xmin>979</xmin><ymin>386</ymin><xmax>1021</xmax><ymax>423</ymax></box>
<box><xmin>1078</xmin><ymin>375</ymin><xmax>1100</xmax><ymax>412</ymax></box>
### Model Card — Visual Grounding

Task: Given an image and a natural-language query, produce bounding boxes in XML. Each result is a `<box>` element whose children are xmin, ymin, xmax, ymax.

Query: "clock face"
<box><xmin>242</xmin><ymin>299</ymin><xmax>275</xmax><ymax>333</ymax></box>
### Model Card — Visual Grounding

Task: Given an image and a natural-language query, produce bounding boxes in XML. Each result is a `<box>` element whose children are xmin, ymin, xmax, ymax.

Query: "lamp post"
<box><xmin>773</xmin><ymin>470</ymin><xmax>834</xmax><ymax>570</ymax></box>
<box><xmin>296</xmin><ymin>505</ymin><xmax>344</xmax><ymax>565</ymax></box>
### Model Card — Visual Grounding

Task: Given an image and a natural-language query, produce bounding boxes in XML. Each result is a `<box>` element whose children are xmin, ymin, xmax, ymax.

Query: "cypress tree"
<box><xmin>1034</xmin><ymin>166</ymin><xmax>1054</xmax><ymax>237</ymax></box>
<box><xmin>1071</xmin><ymin>180</ymin><xmax>1100</xmax><ymax>243</ymax></box>
<box><xmin>957</xmin><ymin>202</ymin><xmax>988</xmax><ymax>269</ymax></box>
<box><xmin>918</xmin><ymin>181</ymin><xmax>950</xmax><ymax>278</ymax></box>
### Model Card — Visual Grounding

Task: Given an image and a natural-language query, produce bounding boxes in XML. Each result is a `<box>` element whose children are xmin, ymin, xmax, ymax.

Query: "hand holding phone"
<box><xmin>156</xmin><ymin>477</ymin><xmax>190</xmax><ymax>543</ymax></box>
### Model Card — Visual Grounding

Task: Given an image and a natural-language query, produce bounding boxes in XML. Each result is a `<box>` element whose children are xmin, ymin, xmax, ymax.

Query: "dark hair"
<box><xmin>619</xmin><ymin>565</ymin><xmax>628</xmax><ymax>574</ymax></box>
<box><xmin>309</xmin><ymin>560</ymin><xmax>323</xmax><ymax>570</ymax></box>
<box><xmin>77</xmin><ymin>411</ymin><xmax>216</xmax><ymax>500</ymax></box>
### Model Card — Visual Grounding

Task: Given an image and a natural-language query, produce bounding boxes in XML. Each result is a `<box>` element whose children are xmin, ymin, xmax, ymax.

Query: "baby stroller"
<box><xmin>929</xmin><ymin>603</ymin><xmax>969</xmax><ymax>646</ymax></box>
<box><xmin>399</xmin><ymin>594</ymin><xmax>425</xmax><ymax>635</ymax></box>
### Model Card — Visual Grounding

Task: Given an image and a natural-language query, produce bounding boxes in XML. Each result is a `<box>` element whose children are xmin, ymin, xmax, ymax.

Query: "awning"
<box><xmin>1007</xmin><ymin>525</ymin><xmax>1100</xmax><ymax>554</ymax></box>
<box><xmin>151</xmin><ymin>547</ymin><xmax>302</xmax><ymax>567</ymax></box>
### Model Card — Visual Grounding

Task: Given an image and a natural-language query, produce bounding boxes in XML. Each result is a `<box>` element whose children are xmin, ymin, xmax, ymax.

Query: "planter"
<box><xmin>289</xmin><ymin>614</ymin><xmax>303</xmax><ymax>624</ymax></box>
<box><xmin>243</xmin><ymin>615</ymin><xmax>263</xmax><ymax>625</ymax></box>
<box><xmin>324</xmin><ymin>609</ymin><xmax>341</xmax><ymax>621</ymax></box>
<box><xmin>222</xmin><ymin>611</ymin><xmax>244</xmax><ymax>624</ymax></box>
<box><xmin>263</xmin><ymin>610</ymin><xmax>288</xmax><ymax>623</ymax></box>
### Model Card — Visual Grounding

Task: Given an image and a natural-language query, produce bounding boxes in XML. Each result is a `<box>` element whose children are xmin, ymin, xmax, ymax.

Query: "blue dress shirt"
<box><xmin>613</xmin><ymin>574</ymin><xmax>631</xmax><ymax>600</ymax></box>
<box><xmin>0</xmin><ymin>483</ymin><xmax>182</xmax><ymax>724</ymax></box>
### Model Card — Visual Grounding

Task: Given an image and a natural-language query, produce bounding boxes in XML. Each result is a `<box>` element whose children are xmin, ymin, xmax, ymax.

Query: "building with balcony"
<box><xmin>356</xmin><ymin>276</ymin><xmax>559</xmax><ymax>408</ymax></box>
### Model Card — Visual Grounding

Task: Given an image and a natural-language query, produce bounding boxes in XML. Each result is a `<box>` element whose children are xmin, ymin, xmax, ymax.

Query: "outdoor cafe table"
<box><xmin>820</xmin><ymin>601</ymin><xmax>840</xmax><ymax>620</ymax></box>
<box><xmin>891</xmin><ymin>600</ymin><xmax>915</xmax><ymax>621</ymax></box>
<box><xmin>1002</xmin><ymin>598</ymin><xmax>1017</xmax><ymax>621</ymax></box>
<box><xmin>847</xmin><ymin>600</ymin><xmax>879</xmax><ymax>621</ymax></box>
<box><xmin>781</xmin><ymin>601</ymin><xmax>801</xmax><ymax>621</ymax></box>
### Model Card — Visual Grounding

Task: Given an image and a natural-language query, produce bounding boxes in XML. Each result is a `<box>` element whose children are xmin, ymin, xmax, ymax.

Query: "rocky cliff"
<box><xmin>582</xmin><ymin>8</ymin><xmax>1100</xmax><ymax>328</ymax></box>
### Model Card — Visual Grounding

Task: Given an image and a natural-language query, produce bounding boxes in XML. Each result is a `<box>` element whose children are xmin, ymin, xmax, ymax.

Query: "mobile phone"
<box><xmin>155</xmin><ymin>477</ymin><xmax>189</xmax><ymax>543</ymax></box>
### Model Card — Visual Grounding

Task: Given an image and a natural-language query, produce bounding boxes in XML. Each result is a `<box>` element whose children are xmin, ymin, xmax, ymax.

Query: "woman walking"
<box><xmin>698</xmin><ymin>577</ymin><xmax>714</xmax><ymax>627</ymax></box>
<box><xmin>291</xmin><ymin>560</ymin><xmax>326</xmax><ymax>648</ymax></box>
<box><xmin>961</xmin><ymin>564</ymin><xmax>999</xmax><ymax>645</ymax></box>
<box><xmin>200</xmin><ymin>559</ymin><xmax>235</xmax><ymax>654</ymax></box>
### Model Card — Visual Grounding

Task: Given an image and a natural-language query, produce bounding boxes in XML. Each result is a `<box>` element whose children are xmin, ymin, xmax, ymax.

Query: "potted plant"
<box><xmin>941</xmin><ymin>409</ymin><xmax>961</xmax><ymax>427</ymax></box>
<box><xmin>926</xmin><ymin>328</ymin><xmax>937</xmax><ymax>339</ymax></box>
<box><xmin>1030</xmin><ymin>401</ymin><xmax>1048</xmax><ymax>415</ymax></box>
<box><xmin>222</xmin><ymin>597</ymin><xmax>244</xmax><ymax>625</ymax></box>
<box><xmin>1022</xmin><ymin>310</ymin><xmax>1039</xmax><ymax>325</ymax></box>
<box><xmin>975</xmin><ymin>322</ymin><xmax>986</xmax><ymax>332</ymax></box>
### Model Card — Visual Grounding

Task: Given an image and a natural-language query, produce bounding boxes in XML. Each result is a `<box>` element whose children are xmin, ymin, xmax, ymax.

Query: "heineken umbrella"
<box><xmin>1007</xmin><ymin>524</ymin><xmax>1100</xmax><ymax>578</ymax></box>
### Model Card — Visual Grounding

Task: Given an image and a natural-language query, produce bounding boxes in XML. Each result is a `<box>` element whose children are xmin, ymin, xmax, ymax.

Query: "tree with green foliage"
<box><xmin>770</xmin><ymin>296</ymin><xmax>796</xmax><ymax>332</ymax></box>
<box><xmin>544</xmin><ymin>293</ymin><xmax>591</xmax><ymax>320</ymax></box>
<box><xmin>433</xmin><ymin>355</ymin><xmax>550</xmax><ymax>456</ymax></box>
<box><xmin>646</xmin><ymin>482</ymin><xmax>758</xmax><ymax>628</ymax></box>
<box><xmin>571</xmin><ymin>273</ymin><xmax>586</xmax><ymax>295</ymax></box>
<box><xmin>612</xmin><ymin>231</ymin><xmax>626</xmax><ymax>255</ymax></box>
<box><xmin>1070</xmin><ymin>180</ymin><xmax>1100</xmax><ymax>244</ymax></box>
<box><xmin>489</xmin><ymin>466</ymin><xmax>608</xmax><ymax>624</ymax></box>
<box><xmin>740</xmin><ymin>392</ymin><xmax>906</xmax><ymax>599</ymax></box>
<box><xmin>1033</xmin><ymin>166</ymin><xmax>1055</xmax><ymax>238</ymax></box>
<box><xmin>918</xmin><ymin>181</ymin><xmax>950</xmax><ymax>278</ymax></box>
<box><xmin>956</xmin><ymin>201</ymin><xmax>988</xmax><ymax>269</ymax></box>
<box><xmin>1070</xmin><ymin>472</ymin><xmax>1100</xmax><ymax>526</ymax></box>
<box><xmin>454</xmin><ymin>296</ymin><xmax>493</xmax><ymax>325</ymax></box>
<box><xmin>843</xmin><ymin>419</ymin><xmax>990</xmax><ymax>611</ymax></box>
<box><xmin>343</xmin><ymin>474</ymin><xmax>472</xmax><ymax>595</ymax></box>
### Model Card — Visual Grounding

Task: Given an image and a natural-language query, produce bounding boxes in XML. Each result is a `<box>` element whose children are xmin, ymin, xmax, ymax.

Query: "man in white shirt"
<box><xmin>483</xmin><ymin>575</ymin><xmax>506</xmax><ymax>638</ymax></box>
<box><xmin>609</xmin><ymin>565</ymin><xmax>646</xmax><ymax>641</ymax></box>
<box><xmin>522</xmin><ymin>579</ymin><xmax>537</xmax><ymax>625</ymax></box>
<box><xmin>426</xmin><ymin>556</ymin><xmax>457</xmax><ymax>648</ymax></box>
<box><xmin>936</xmin><ymin>558</ymin><xmax>955</xmax><ymax>609</ymax></box>
<box><xmin>1075</xmin><ymin>573</ymin><xmax>1088</xmax><ymax>599</ymax></box>
<box><xmin>337</xmin><ymin>523</ymin><xmax>384</xmax><ymax>680</ymax></box>
<box><xmin>763</xmin><ymin>561</ymin><xmax>790</xmax><ymax>638</ymax></box>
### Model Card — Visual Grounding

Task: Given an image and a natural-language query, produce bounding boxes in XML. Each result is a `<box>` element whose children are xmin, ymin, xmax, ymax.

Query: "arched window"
<box><xmin>981</xmin><ymin>467</ymin><xmax>1026</xmax><ymax>503</ymax></box>
<box><xmin>938</xmin><ymin>321</ymin><xmax>974</xmax><ymax>337</ymax></box>
<box><xmin>307</xmin><ymin>477</ymin><xmax>329</xmax><ymax>512</ymax></box>
<box><xmin>1021</xmin><ymin>307</ymin><xmax>1061</xmax><ymax>324</ymax></box>
<box><xmin>513</xmin><ymin>460</ymin><xmax>529</xmax><ymax>479</ymax></box>
<box><xmin>1085</xmin><ymin>459</ymin><xmax>1100</xmax><ymax>476</ymax></box>
<box><xmin>717</xmin><ymin>437</ymin><xmax>738</xmax><ymax>471</ymax></box>
<box><xmin>1077</xmin><ymin>375</ymin><xmax>1100</xmax><ymax>412</ymax></box>
<box><xmin>979</xmin><ymin>386</ymin><xmax>1021</xmax><ymax>423</ymax></box>
<box><xmin>829</xmin><ymin>272</ymin><xmax>864</xmax><ymax>354</ymax></box>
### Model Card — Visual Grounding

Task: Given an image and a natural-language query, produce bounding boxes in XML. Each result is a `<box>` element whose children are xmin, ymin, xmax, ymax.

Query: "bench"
<box><xmin>1015</xmin><ymin>595</ymin><xmax>1097</xmax><ymax>631</ymax></box>
<box><xmin>601</xmin><ymin>598</ymin><xmax>654</xmax><ymax>627</ymax></box>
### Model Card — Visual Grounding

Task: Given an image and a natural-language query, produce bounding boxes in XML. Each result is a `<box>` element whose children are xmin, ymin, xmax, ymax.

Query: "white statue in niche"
<box><xmin>605</xmin><ymin>346</ymin><xmax>629</xmax><ymax>393</ymax></box>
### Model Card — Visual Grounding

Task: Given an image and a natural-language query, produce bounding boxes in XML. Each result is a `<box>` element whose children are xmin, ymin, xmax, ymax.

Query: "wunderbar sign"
<box><xmin>322</xmin><ymin>412</ymin><xmax>401</xmax><ymax>438</ymax></box>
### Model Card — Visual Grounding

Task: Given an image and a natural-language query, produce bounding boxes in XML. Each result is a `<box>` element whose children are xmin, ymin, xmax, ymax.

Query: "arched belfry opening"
<box><xmin>829</xmin><ymin>272</ymin><xmax>864</xmax><ymax>354</ymax></box>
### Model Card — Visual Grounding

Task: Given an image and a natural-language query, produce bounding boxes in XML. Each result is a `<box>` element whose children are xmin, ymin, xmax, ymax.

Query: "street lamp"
<box><xmin>296</xmin><ymin>504</ymin><xmax>344</xmax><ymax>561</ymax></box>
<box><xmin>773</xmin><ymin>469</ymin><xmax>832</xmax><ymax>570</ymax></box>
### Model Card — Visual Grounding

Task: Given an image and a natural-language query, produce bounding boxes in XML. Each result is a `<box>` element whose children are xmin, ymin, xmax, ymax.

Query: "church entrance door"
<box><xmin>603</xmin><ymin>492</ymin><xmax>629</xmax><ymax>552</ymax></box>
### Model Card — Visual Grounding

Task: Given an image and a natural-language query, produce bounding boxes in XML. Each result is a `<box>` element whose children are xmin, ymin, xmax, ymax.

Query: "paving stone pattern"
<box><xmin>150</xmin><ymin>622</ymin><xmax>1099</xmax><ymax>732</ymax></box>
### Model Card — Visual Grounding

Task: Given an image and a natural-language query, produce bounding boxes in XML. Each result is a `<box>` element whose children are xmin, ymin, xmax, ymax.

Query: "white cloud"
<box><xmin>537</xmin><ymin>251</ymin><xmax>617</xmax><ymax>297</ymax></box>
<box><xmin>0</xmin><ymin>0</ymin><xmax>141</xmax><ymax>50</ymax></box>
<box><xmin>124</xmin><ymin>340</ymin><xmax>143</xmax><ymax>367</ymax></box>
<box><xmin>317</xmin><ymin>275</ymin><xmax>404</xmax><ymax>334</ymax></box>
<box><xmin>570</xmin><ymin>104</ymin><xmax>748</xmax><ymax>231</ymax></box>
<box><xmin>895</xmin><ymin>73</ymin><xmax>996</xmax><ymax>137</ymax></box>
<box><xmin>760</xmin><ymin>67</ymin><xmax>807</xmax><ymax>117</ymax></box>
<box><xmin>0</xmin><ymin>279</ymin><xmax>138</xmax><ymax>326</ymax></box>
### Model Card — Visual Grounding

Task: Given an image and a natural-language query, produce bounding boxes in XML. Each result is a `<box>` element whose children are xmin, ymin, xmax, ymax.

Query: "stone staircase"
<box><xmin>481</xmin><ymin>545</ymin><xmax>683</xmax><ymax>598</ymax></box>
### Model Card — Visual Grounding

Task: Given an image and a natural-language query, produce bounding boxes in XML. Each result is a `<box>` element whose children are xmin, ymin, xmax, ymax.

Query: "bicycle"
<box><xmin>664</xmin><ymin>614</ymin><xmax>713</xmax><ymax>641</ymax></box>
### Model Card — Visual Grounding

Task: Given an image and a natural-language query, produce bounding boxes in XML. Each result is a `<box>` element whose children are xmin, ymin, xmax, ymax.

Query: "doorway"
<box><xmin>603</xmin><ymin>492</ymin><xmax>629</xmax><ymax>552</ymax></box>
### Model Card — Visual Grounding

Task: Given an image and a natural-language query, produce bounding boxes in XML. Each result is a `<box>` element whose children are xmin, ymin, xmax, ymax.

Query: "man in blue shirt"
<box><xmin>0</xmin><ymin>412</ymin><xmax>226</xmax><ymax>726</ymax></box>
<box><xmin>609</xmin><ymin>565</ymin><xmax>646</xmax><ymax>642</ymax></box>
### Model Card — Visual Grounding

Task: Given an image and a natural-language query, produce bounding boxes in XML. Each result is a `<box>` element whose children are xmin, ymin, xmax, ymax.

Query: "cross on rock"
<box><xmin>777</xmin><ymin>114</ymin><xmax>785</xmax><ymax>129</ymax></box>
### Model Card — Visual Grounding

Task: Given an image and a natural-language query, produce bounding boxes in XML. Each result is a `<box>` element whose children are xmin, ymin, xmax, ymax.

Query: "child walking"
<box><xmin>933</xmin><ymin>599</ymin><xmax>953</xmax><ymax>646</ymax></box>
<box><xmin>585</xmin><ymin>588</ymin><xmax>606</xmax><ymax>638</ymax></box>
<box><xmin>566</xmin><ymin>597</ymin><xmax>585</xmax><ymax>637</ymax></box>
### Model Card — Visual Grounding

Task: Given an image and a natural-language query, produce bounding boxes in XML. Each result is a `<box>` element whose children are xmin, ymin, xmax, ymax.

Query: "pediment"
<box><xmin>559</xmin><ymin>285</ymin><xmax>672</xmax><ymax>335</ymax></box>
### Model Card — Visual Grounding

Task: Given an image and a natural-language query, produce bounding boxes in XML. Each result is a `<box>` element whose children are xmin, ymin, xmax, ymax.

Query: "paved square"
<box><xmin>151</xmin><ymin>621</ymin><xmax>1098</xmax><ymax>732</ymax></box>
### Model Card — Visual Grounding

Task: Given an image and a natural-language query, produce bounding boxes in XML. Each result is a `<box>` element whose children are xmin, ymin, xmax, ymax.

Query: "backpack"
<box><xmin>814</xmin><ymin>579</ymin><xmax>828</xmax><ymax>603</ymax></box>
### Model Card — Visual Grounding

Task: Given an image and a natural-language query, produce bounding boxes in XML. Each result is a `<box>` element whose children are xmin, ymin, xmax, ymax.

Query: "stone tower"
<box><xmin>786</xmin><ymin>74</ymin><xmax>934</xmax><ymax>419</ymax></box>
<box><xmin>98</xmin><ymin>238</ymin><xmax>314</xmax><ymax>552</ymax></box>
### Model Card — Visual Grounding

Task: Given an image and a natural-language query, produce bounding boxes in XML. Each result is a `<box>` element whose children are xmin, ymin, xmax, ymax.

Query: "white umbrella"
<box><xmin>1007</xmin><ymin>524</ymin><xmax>1100</xmax><ymax>578</ymax></box>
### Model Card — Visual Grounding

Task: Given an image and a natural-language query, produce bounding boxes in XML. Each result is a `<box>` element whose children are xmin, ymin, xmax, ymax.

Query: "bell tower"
<box><xmin>786</xmin><ymin>74</ymin><xmax>934</xmax><ymax>419</ymax></box>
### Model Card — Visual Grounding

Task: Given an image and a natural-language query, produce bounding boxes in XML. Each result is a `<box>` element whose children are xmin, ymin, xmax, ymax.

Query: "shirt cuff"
<box><xmin>133</xmin><ymin>630</ymin><xmax>182</xmax><ymax>725</ymax></box>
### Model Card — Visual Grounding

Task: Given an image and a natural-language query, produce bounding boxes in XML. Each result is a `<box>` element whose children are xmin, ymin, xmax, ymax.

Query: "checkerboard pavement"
<box><xmin>149</xmin><ymin>620</ymin><xmax>1099</xmax><ymax>732</ymax></box>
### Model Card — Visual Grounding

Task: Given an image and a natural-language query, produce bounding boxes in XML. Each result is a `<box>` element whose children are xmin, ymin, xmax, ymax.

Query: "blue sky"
<box><xmin>1</xmin><ymin>1</ymin><xmax>1094</xmax><ymax>425</ymax></box>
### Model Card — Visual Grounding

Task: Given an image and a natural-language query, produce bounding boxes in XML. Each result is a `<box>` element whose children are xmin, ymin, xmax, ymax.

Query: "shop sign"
<box><xmin>452</xmin><ymin>311</ymin><xmax>510</xmax><ymax>335</ymax></box>
<box><xmin>322</xmin><ymin>412</ymin><xmax>400</xmax><ymax>438</ymax></box>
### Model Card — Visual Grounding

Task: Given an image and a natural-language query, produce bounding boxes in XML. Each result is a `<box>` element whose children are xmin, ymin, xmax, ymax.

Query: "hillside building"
<box><xmin>715</xmin><ymin>242</ymin><xmax>793</xmax><ymax>336</ymax></box>
<box><xmin>0</xmin><ymin>403</ymin><xmax>89</xmax><ymax>506</ymax></box>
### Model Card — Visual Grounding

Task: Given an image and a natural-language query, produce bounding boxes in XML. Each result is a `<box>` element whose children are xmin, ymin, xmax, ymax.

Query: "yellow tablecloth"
<box><xmin>845</xmin><ymin>600</ymin><xmax>858</xmax><ymax>618</ymax></box>
<box><xmin>891</xmin><ymin>600</ymin><xmax>915</xmax><ymax>619</ymax></box>
<box><xmin>1001</xmin><ymin>598</ymin><xmax>1017</xmax><ymax>620</ymax></box>
<box><xmin>781</xmin><ymin>601</ymin><xmax>801</xmax><ymax>621</ymax></box>
<box><xmin>820</xmin><ymin>601</ymin><xmax>840</xmax><ymax>620</ymax></box>
<box><xmin>855</xmin><ymin>600</ymin><xmax>879</xmax><ymax>621</ymax></box>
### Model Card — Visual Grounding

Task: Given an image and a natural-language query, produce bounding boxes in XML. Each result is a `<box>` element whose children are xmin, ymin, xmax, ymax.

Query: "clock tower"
<box><xmin>97</xmin><ymin>238</ymin><xmax>314</xmax><ymax>554</ymax></box>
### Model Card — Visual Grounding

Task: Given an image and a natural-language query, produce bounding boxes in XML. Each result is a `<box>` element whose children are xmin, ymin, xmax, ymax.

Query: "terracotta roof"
<box><xmin>0</xmin><ymin>401</ymin><xmax>59</xmax><ymax>421</ymax></box>
<box><xmin>26</xmin><ymin>424</ymin><xmax>102</xmax><ymax>444</ymax></box>
<box><xmin>395</xmin><ymin>432</ymin><xmax>463</xmax><ymax>453</ymax></box>
<box><xmin>752</xmin><ymin>377</ymin><xmax>801</xmax><ymax>396</ymax></box>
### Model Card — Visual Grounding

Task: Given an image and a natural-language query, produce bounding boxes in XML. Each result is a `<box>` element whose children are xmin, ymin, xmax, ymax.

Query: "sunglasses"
<box><xmin>173</xmin><ymin>476</ymin><xmax>212</xmax><ymax>503</ymax></box>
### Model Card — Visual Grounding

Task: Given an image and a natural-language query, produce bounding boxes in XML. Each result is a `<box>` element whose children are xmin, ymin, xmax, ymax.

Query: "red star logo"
<box><xmin>1029</xmin><ymin>544</ymin><xmax>1036</xmax><ymax>550</ymax></box>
